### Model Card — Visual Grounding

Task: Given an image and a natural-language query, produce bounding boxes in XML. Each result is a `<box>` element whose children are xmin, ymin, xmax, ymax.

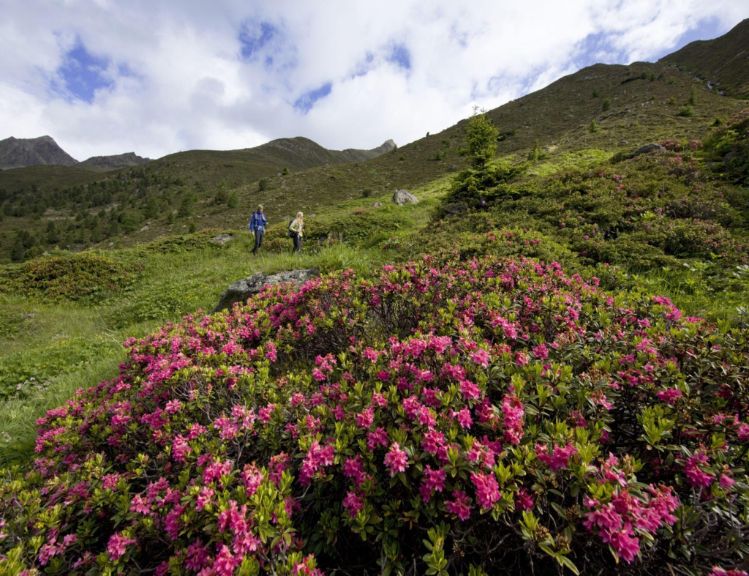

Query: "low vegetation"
<box><xmin>2</xmin><ymin>257</ymin><xmax>747</xmax><ymax>574</ymax></box>
<box><xmin>1</xmin><ymin>26</ymin><xmax>748</xmax><ymax>574</ymax></box>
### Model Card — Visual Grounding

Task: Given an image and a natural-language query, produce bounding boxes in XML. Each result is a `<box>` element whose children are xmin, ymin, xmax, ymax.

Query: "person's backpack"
<box><xmin>287</xmin><ymin>219</ymin><xmax>295</xmax><ymax>238</ymax></box>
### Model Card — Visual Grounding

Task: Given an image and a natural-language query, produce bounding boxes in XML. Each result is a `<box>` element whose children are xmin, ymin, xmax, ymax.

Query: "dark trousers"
<box><xmin>292</xmin><ymin>232</ymin><xmax>302</xmax><ymax>253</ymax></box>
<box><xmin>252</xmin><ymin>228</ymin><xmax>264</xmax><ymax>253</ymax></box>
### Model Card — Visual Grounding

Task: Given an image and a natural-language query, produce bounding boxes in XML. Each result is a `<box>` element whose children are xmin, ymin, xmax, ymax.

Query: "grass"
<box><xmin>4</xmin><ymin>53</ymin><xmax>745</xmax><ymax>264</ymax></box>
<box><xmin>0</xmin><ymin>182</ymin><xmax>446</xmax><ymax>465</ymax></box>
<box><xmin>4</xmin><ymin>133</ymin><xmax>749</xmax><ymax>465</ymax></box>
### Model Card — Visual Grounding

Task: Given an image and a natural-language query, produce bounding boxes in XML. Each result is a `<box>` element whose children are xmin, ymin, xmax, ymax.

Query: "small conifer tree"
<box><xmin>465</xmin><ymin>112</ymin><xmax>499</xmax><ymax>169</ymax></box>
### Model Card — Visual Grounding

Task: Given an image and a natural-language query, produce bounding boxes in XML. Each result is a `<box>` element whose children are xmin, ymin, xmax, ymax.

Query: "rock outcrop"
<box><xmin>214</xmin><ymin>268</ymin><xmax>318</xmax><ymax>312</ymax></box>
<box><xmin>392</xmin><ymin>189</ymin><xmax>419</xmax><ymax>205</ymax></box>
<box><xmin>0</xmin><ymin>136</ymin><xmax>78</xmax><ymax>169</ymax></box>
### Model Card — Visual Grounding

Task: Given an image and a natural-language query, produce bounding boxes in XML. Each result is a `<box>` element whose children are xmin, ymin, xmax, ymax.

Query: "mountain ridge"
<box><xmin>660</xmin><ymin>18</ymin><xmax>749</xmax><ymax>98</ymax></box>
<box><xmin>0</xmin><ymin>20</ymin><xmax>747</xmax><ymax>261</ymax></box>
<box><xmin>0</xmin><ymin>136</ymin><xmax>78</xmax><ymax>170</ymax></box>
<box><xmin>79</xmin><ymin>152</ymin><xmax>151</xmax><ymax>172</ymax></box>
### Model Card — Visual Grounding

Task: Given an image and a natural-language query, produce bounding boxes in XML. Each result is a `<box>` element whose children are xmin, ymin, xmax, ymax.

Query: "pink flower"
<box><xmin>515</xmin><ymin>488</ymin><xmax>534</xmax><ymax>511</ymax></box>
<box><xmin>214</xmin><ymin>417</ymin><xmax>239</xmax><ymax>440</ymax></box>
<box><xmin>343</xmin><ymin>491</ymin><xmax>365</xmax><ymax>517</ymax></box>
<box><xmin>710</xmin><ymin>567</ymin><xmax>749</xmax><ymax>576</ymax></box>
<box><xmin>445</xmin><ymin>490</ymin><xmax>472</xmax><ymax>521</ymax></box>
<box><xmin>268</xmin><ymin>452</ymin><xmax>290</xmax><ymax>486</ymax></box>
<box><xmin>459</xmin><ymin>379</ymin><xmax>481</xmax><ymax>401</ymax></box>
<box><xmin>719</xmin><ymin>474</ymin><xmax>735</xmax><ymax>490</ymax></box>
<box><xmin>656</xmin><ymin>388</ymin><xmax>682</xmax><ymax>404</ymax></box>
<box><xmin>532</xmin><ymin>343</ymin><xmax>549</xmax><ymax>359</ymax></box>
<box><xmin>264</xmin><ymin>341</ymin><xmax>277</xmax><ymax>362</ymax></box>
<box><xmin>185</xmin><ymin>541</ymin><xmax>209</xmax><ymax>571</ymax></box>
<box><xmin>213</xmin><ymin>544</ymin><xmax>240</xmax><ymax>576</ymax></box>
<box><xmin>38</xmin><ymin>542</ymin><xmax>61</xmax><ymax>566</ymax></box>
<box><xmin>363</xmin><ymin>347</ymin><xmax>380</xmax><ymax>362</ymax></box>
<box><xmin>419</xmin><ymin>466</ymin><xmax>447</xmax><ymax>502</ymax></box>
<box><xmin>107</xmin><ymin>532</ymin><xmax>136</xmax><ymax>560</ymax></box>
<box><xmin>384</xmin><ymin>442</ymin><xmax>409</xmax><ymax>476</ymax></box>
<box><xmin>470</xmin><ymin>348</ymin><xmax>491</xmax><ymax>368</ymax></box>
<box><xmin>241</xmin><ymin>464</ymin><xmax>264</xmax><ymax>496</ymax></box>
<box><xmin>343</xmin><ymin>456</ymin><xmax>369</xmax><ymax>487</ymax></box>
<box><xmin>502</xmin><ymin>394</ymin><xmax>524</xmax><ymax>445</ymax></box>
<box><xmin>196</xmin><ymin>486</ymin><xmax>214</xmax><ymax>511</ymax></box>
<box><xmin>684</xmin><ymin>451</ymin><xmax>714</xmax><ymax>489</ymax></box>
<box><xmin>452</xmin><ymin>408</ymin><xmax>473</xmax><ymax>429</ymax></box>
<box><xmin>258</xmin><ymin>403</ymin><xmax>275</xmax><ymax>423</ymax></box>
<box><xmin>101</xmin><ymin>473</ymin><xmax>120</xmax><ymax>490</ymax></box>
<box><xmin>371</xmin><ymin>392</ymin><xmax>388</xmax><ymax>407</ymax></box>
<box><xmin>203</xmin><ymin>459</ymin><xmax>233</xmax><ymax>484</ymax></box>
<box><xmin>130</xmin><ymin>494</ymin><xmax>150</xmax><ymax>515</ymax></box>
<box><xmin>608</xmin><ymin>525</ymin><xmax>640</xmax><ymax>563</ymax></box>
<box><xmin>737</xmin><ymin>423</ymin><xmax>749</xmax><ymax>442</ymax></box>
<box><xmin>536</xmin><ymin>443</ymin><xmax>577</xmax><ymax>471</ymax></box>
<box><xmin>470</xmin><ymin>471</ymin><xmax>501</xmax><ymax>510</ymax></box>
<box><xmin>299</xmin><ymin>441</ymin><xmax>335</xmax><ymax>485</ymax></box>
<box><xmin>164</xmin><ymin>399</ymin><xmax>182</xmax><ymax>414</ymax></box>
<box><xmin>355</xmin><ymin>407</ymin><xmax>375</xmax><ymax>429</ymax></box>
<box><xmin>367</xmin><ymin>427</ymin><xmax>389</xmax><ymax>450</ymax></box>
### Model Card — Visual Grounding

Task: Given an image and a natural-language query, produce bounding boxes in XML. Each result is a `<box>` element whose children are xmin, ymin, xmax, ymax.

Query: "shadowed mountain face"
<box><xmin>0</xmin><ymin>136</ymin><xmax>78</xmax><ymax>170</ymax></box>
<box><xmin>661</xmin><ymin>18</ymin><xmax>749</xmax><ymax>99</ymax></box>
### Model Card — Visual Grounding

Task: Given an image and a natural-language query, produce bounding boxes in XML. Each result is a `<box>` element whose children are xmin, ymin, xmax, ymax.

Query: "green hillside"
<box><xmin>1</xmin><ymin>21</ymin><xmax>748</xmax><ymax>575</ymax></box>
<box><xmin>661</xmin><ymin>18</ymin><xmax>749</xmax><ymax>99</ymax></box>
<box><xmin>2</xmin><ymin>51</ymin><xmax>746</xmax><ymax>264</ymax></box>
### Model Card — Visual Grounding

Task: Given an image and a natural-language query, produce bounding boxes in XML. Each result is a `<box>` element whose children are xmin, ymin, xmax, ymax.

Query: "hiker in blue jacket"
<box><xmin>248</xmin><ymin>204</ymin><xmax>267</xmax><ymax>255</ymax></box>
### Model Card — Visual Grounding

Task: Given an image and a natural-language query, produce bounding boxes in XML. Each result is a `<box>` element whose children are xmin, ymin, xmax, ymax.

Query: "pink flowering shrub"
<box><xmin>1</xmin><ymin>257</ymin><xmax>748</xmax><ymax>575</ymax></box>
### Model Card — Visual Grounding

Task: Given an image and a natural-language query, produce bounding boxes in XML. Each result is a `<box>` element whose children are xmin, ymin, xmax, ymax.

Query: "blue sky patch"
<box><xmin>351</xmin><ymin>51</ymin><xmax>376</xmax><ymax>78</ymax></box>
<box><xmin>574</xmin><ymin>31</ymin><xmax>628</xmax><ymax>68</ymax></box>
<box><xmin>387</xmin><ymin>43</ymin><xmax>411</xmax><ymax>70</ymax></box>
<box><xmin>653</xmin><ymin>17</ymin><xmax>725</xmax><ymax>60</ymax></box>
<box><xmin>294</xmin><ymin>82</ymin><xmax>332</xmax><ymax>113</ymax></box>
<box><xmin>239</xmin><ymin>20</ymin><xmax>276</xmax><ymax>60</ymax></box>
<box><xmin>56</xmin><ymin>39</ymin><xmax>112</xmax><ymax>102</ymax></box>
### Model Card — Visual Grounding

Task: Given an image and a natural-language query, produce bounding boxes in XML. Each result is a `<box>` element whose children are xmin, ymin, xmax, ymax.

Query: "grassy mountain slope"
<box><xmin>1</xmin><ymin>21</ymin><xmax>749</xmax><ymax>576</ymax></box>
<box><xmin>661</xmin><ymin>18</ymin><xmax>749</xmax><ymax>99</ymax></box>
<box><xmin>3</xmin><ymin>55</ymin><xmax>744</xmax><ymax>264</ymax></box>
<box><xmin>78</xmin><ymin>152</ymin><xmax>150</xmax><ymax>171</ymax></box>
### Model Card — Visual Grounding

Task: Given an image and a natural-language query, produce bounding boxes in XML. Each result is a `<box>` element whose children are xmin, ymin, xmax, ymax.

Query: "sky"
<box><xmin>1</xmin><ymin>1</ymin><xmax>747</xmax><ymax>161</ymax></box>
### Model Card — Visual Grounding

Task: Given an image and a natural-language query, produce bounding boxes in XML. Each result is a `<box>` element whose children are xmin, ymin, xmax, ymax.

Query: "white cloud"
<box><xmin>0</xmin><ymin>0</ymin><xmax>746</xmax><ymax>160</ymax></box>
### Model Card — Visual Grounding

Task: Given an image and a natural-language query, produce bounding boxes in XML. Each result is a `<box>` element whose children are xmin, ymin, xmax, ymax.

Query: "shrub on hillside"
<box><xmin>1</xmin><ymin>258</ymin><xmax>748</xmax><ymax>575</ymax></box>
<box><xmin>9</xmin><ymin>252</ymin><xmax>138</xmax><ymax>302</ymax></box>
<box><xmin>703</xmin><ymin>111</ymin><xmax>749</xmax><ymax>186</ymax></box>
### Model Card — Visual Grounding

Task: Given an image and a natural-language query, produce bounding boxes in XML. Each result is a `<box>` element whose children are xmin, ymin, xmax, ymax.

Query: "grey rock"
<box><xmin>392</xmin><ymin>189</ymin><xmax>419</xmax><ymax>205</ymax></box>
<box><xmin>0</xmin><ymin>135</ymin><xmax>78</xmax><ymax>169</ymax></box>
<box><xmin>214</xmin><ymin>268</ymin><xmax>318</xmax><ymax>312</ymax></box>
<box><xmin>633</xmin><ymin>143</ymin><xmax>666</xmax><ymax>156</ymax></box>
<box><xmin>210</xmin><ymin>234</ymin><xmax>234</xmax><ymax>246</ymax></box>
<box><xmin>372</xmin><ymin>201</ymin><xmax>383</xmax><ymax>208</ymax></box>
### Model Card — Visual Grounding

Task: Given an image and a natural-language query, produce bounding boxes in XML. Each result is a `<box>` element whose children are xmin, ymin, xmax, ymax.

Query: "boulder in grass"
<box><xmin>210</xmin><ymin>234</ymin><xmax>234</xmax><ymax>246</ymax></box>
<box><xmin>214</xmin><ymin>268</ymin><xmax>318</xmax><ymax>311</ymax></box>
<box><xmin>392</xmin><ymin>189</ymin><xmax>418</xmax><ymax>205</ymax></box>
<box><xmin>632</xmin><ymin>143</ymin><xmax>666</xmax><ymax>157</ymax></box>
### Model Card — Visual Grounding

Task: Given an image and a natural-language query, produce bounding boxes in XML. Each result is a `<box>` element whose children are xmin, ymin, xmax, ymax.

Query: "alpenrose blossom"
<box><xmin>5</xmin><ymin>256</ymin><xmax>748</xmax><ymax>575</ymax></box>
<box><xmin>107</xmin><ymin>532</ymin><xmax>136</xmax><ymax>560</ymax></box>
<box><xmin>384</xmin><ymin>442</ymin><xmax>409</xmax><ymax>476</ymax></box>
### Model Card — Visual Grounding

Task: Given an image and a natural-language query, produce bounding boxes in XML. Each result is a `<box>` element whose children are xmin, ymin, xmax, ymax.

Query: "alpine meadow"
<box><xmin>0</xmin><ymin>14</ymin><xmax>748</xmax><ymax>576</ymax></box>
